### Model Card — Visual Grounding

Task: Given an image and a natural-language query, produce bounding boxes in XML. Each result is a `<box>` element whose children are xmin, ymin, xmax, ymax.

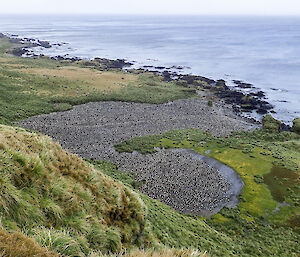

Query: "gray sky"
<box><xmin>1</xmin><ymin>0</ymin><xmax>300</xmax><ymax>15</ymax></box>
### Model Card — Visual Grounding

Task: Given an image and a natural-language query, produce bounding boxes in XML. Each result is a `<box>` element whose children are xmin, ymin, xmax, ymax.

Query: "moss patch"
<box><xmin>115</xmin><ymin>128</ymin><xmax>300</xmax><ymax>230</ymax></box>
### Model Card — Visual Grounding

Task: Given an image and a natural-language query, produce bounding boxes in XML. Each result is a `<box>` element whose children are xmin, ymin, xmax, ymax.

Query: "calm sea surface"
<box><xmin>0</xmin><ymin>15</ymin><xmax>299</xmax><ymax>123</ymax></box>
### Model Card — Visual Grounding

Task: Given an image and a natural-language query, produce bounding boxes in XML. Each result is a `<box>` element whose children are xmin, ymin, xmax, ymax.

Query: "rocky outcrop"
<box><xmin>38</xmin><ymin>40</ymin><xmax>52</xmax><ymax>48</ymax></box>
<box><xmin>11</xmin><ymin>48</ymin><xmax>28</xmax><ymax>56</ymax></box>
<box><xmin>233</xmin><ymin>80</ymin><xmax>253</xmax><ymax>89</ymax></box>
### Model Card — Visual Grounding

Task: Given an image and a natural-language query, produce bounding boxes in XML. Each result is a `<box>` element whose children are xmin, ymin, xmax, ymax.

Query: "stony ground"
<box><xmin>18</xmin><ymin>98</ymin><xmax>256</xmax><ymax>215</ymax></box>
<box><xmin>117</xmin><ymin>149</ymin><xmax>233</xmax><ymax>216</ymax></box>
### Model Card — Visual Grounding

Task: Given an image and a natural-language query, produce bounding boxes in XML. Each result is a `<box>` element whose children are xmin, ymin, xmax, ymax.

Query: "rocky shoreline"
<box><xmin>18</xmin><ymin>99</ymin><xmax>256</xmax><ymax>216</ymax></box>
<box><xmin>1</xmin><ymin>32</ymin><xmax>134</xmax><ymax>69</ymax></box>
<box><xmin>2</xmin><ymin>32</ymin><xmax>287</xmax><ymax>125</ymax></box>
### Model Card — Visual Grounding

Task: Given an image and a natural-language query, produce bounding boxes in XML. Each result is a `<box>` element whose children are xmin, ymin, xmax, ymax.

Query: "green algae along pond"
<box><xmin>115</xmin><ymin>125</ymin><xmax>300</xmax><ymax>231</ymax></box>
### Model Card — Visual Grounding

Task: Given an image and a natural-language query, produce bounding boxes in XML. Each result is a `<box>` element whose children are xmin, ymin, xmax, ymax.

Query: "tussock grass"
<box><xmin>0</xmin><ymin>124</ymin><xmax>151</xmax><ymax>255</ymax></box>
<box><xmin>0</xmin><ymin>125</ymin><xmax>235</xmax><ymax>256</ymax></box>
<box><xmin>100</xmin><ymin>248</ymin><xmax>206</xmax><ymax>257</ymax></box>
<box><xmin>0</xmin><ymin>229</ymin><xmax>58</xmax><ymax>257</ymax></box>
<box><xmin>0</xmin><ymin>227</ymin><xmax>205</xmax><ymax>257</ymax></box>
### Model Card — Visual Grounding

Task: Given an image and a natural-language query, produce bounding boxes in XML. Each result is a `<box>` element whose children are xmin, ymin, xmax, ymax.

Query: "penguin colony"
<box><xmin>18</xmin><ymin>98</ymin><xmax>255</xmax><ymax>215</ymax></box>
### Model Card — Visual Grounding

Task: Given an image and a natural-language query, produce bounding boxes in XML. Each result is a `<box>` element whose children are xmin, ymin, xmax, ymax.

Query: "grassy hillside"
<box><xmin>0</xmin><ymin>125</ymin><xmax>223</xmax><ymax>256</ymax></box>
<box><xmin>3</xmin><ymin>124</ymin><xmax>298</xmax><ymax>256</ymax></box>
<box><xmin>0</xmin><ymin>124</ymin><xmax>151</xmax><ymax>255</ymax></box>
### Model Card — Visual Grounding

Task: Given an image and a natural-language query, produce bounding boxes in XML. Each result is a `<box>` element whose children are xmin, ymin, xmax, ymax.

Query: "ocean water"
<box><xmin>0</xmin><ymin>15</ymin><xmax>299</xmax><ymax>123</ymax></box>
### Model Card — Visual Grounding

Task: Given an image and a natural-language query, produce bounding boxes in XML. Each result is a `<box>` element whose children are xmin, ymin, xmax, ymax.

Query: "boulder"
<box><xmin>11</xmin><ymin>48</ymin><xmax>27</xmax><ymax>56</ymax></box>
<box><xmin>38</xmin><ymin>40</ymin><xmax>51</xmax><ymax>48</ymax></box>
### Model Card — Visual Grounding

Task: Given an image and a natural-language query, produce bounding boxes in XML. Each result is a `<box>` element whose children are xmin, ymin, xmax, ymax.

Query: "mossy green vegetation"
<box><xmin>293</xmin><ymin>118</ymin><xmax>300</xmax><ymax>134</ymax></box>
<box><xmin>115</xmin><ymin>127</ymin><xmax>300</xmax><ymax>234</ymax></box>
<box><xmin>262</xmin><ymin>114</ymin><xmax>281</xmax><ymax>133</ymax></box>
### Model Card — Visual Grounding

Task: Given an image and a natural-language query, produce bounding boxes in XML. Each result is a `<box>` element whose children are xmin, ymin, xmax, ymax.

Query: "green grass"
<box><xmin>90</xmin><ymin>156</ymin><xmax>300</xmax><ymax>256</ymax></box>
<box><xmin>1</xmin><ymin>36</ymin><xmax>299</xmax><ymax>256</ymax></box>
<box><xmin>115</xmin><ymin>128</ymin><xmax>300</xmax><ymax>231</ymax></box>
<box><xmin>0</xmin><ymin>125</ymin><xmax>153</xmax><ymax>256</ymax></box>
<box><xmin>0</xmin><ymin>37</ymin><xmax>197</xmax><ymax>125</ymax></box>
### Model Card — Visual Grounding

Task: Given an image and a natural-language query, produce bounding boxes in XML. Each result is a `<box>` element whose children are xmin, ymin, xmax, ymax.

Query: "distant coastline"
<box><xmin>1</xmin><ymin>15</ymin><xmax>299</xmax><ymax>123</ymax></box>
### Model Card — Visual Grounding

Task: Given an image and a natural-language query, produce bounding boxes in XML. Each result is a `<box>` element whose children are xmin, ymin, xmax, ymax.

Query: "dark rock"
<box><xmin>215</xmin><ymin>81</ymin><xmax>273</xmax><ymax>115</ymax></box>
<box><xmin>257</xmin><ymin>108</ymin><xmax>268</xmax><ymax>114</ymax></box>
<box><xmin>28</xmin><ymin>42</ymin><xmax>39</xmax><ymax>48</ymax></box>
<box><xmin>11</xmin><ymin>48</ymin><xmax>28</xmax><ymax>56</ymax></box>
<box><xmin>38</xmin><ymin>40</ymin><xmax>52</xmax><ymax>48</ymax></box>
<box><xmin>177</xmin><ymin>74</ymin><xmax>215</xmax><ymax>86</ymax></box>
<box><xmin>55</xmin><ymin>55</ymin><xmax>65</xmax><ymax>61</ymax></box>
<box><xmin>170</xmin><ymin>65</ymin><xmax>184</xmax><ymax>70</ymax></box>
<box><xmin>162</xmin><ymin>71</ymin><xmax>172</xmax><ymax>82</ymax></box>
<box><xmin>259</xmin><ymin>101</ymin><xmax>273</xmax><ymax>110</ymax></box>
<box><xmin>280</xmin><ymin>123</ymin><xmax>291</xmax><ymax>132</ymax></box>
<box><xmin>250</xmin><ymin>91</ymin><xmax>265</xmax><ymax>98</ymax></box>
<box><xmin>93</xmin><ymin>57</ymin><xmax>133</xmax><ymax>69</ymax></box>
<box><xmin>9</xmin><ymin>38</ymin><xmax>23</xmax><ymax>44</ymax></box>
<box><xmin>233</xmin><ymin>80</ymin><xmax>253</xmax><ymax>89</ymax></box>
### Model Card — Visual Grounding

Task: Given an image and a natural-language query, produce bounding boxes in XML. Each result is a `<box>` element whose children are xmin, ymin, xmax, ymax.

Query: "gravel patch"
<box><xmin>17</xmin><ymin>98</ymin><xmax>256</xmax><ymax>215</ymax></box>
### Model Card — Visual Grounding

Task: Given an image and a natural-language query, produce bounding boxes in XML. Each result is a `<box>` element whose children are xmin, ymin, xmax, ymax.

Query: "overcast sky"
<box><xmin>1</xmin><ymin>0</ymin><xmax>300</xmax><ymax>15</ymax></box>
